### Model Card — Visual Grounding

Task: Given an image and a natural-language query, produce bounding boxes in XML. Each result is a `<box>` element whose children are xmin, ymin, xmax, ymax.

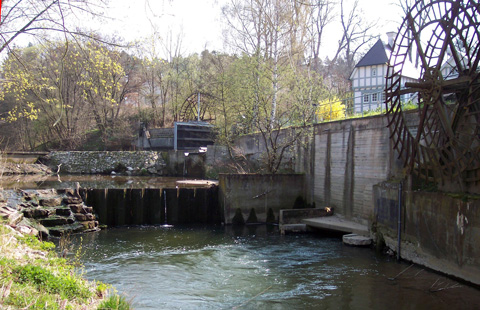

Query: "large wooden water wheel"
<box><xmin>386</xmin><ymin>0</ymin><xmax>480</xmax><ymax>192</ymax></box>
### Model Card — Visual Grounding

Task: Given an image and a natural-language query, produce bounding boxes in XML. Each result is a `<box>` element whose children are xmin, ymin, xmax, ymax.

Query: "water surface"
<box><xmin>0</xmin><ymin>175</ymin><xmax>212</xmax><ymax>189</ymax></box>
<box><xmin>68</xmin><ymin>225</ymin><xmax>480</xmax><ymax>309</ymax></box>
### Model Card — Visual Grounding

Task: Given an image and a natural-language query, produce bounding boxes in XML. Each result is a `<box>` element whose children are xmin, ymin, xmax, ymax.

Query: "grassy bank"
<box><xmin>0</xmin><ymin>224</ymin><xmax>131</xmax><ymax>310</ymax></box>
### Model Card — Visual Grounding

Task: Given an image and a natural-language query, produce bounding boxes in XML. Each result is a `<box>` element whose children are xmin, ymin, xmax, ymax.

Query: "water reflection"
<box><xmin>0</xmin><ymin>174</ymin><xmax>214</xmax><ymax>189</ymax></box>
<box><xmin>66</xmin><ymin>225</ymin><xmax>480</xmax><ymax>310</ymax></box>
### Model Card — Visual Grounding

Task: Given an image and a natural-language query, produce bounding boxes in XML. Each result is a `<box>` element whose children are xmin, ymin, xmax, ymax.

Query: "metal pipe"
<box><xmin>397</xmin><ymin>182</ymin><xmax>403</xmax><ymax>261</ymax></box>
<box><xmin>197</xmin><ymin>92</ymin><xmax>201</xmax><ymax>122</ymax></box>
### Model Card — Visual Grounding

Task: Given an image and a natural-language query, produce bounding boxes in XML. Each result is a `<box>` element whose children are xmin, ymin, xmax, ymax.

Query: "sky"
<box><xmin>3</xmin><ymin>0</ymin><xmax>405</xmax><ymax>59</ymax></box>
<box><xmin>102</xmin><ymin>0</ymin><xmax>405</xmax><ymax>59</ymax></box>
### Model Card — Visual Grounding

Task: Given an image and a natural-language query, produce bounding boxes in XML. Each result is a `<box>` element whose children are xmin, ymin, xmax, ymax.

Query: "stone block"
<box><xmin>0</xmin><ymin>206</ymin><xmax>24</xmax><ymax>226</ymax></box>
<box><xmin>74</xmin><ymin>214</ymin><xmax>87</xmax><ymax>221</ymax></box>
<box><xmin>23</xmin><ymin>208</ymin><xmax>50</xmax><ymax>219</ymax></box>
<box><xmin>55</xmin><ymin>208</ymin><xmax>72</xmax><ymax>216</ymax></box>
<box><xmin>69</xmin><ymin>204</ymin><xmax>85</xmax><ymax>213</ymax></box>
<box><xmin>80</xmin><ymin>221</ymin><xmax>96</xmax><ymax>230</ymax></box>
<box><xmin>63</xmin><ymin>197</ymin><xmax>83</xmax><ymax>205</ymax></box>
<box><xmin>17</xmin><ymin>225</ymin><xmax>38</xmax><ymax>236</ymax></box>
<box><xmin>40</xmin><ymin>197</ymin><xmax>62</xmax><ymax>207</ymax></box>
<box><xmin>39</xmin><ymin>217</ymin><xmax>73</xmax><ymax>227</ymax></box>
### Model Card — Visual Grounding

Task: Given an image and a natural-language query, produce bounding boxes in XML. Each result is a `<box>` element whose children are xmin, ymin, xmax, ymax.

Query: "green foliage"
<box><xmin>401</xmin><ymin>100</ymin><xmax>419</xmax><ymax>111</ymax></box>
<box><xmin>13</xmin><ymin>264</ymin><xmax>91</xmax><ymax>300</ymax></box>
<box><xmin>0</xmin><ymin>223</ymin><xmax>111</xmax><ymax>309</ymax></box>
<box><xmin>0</xmin><ymin>39</ymin><xmax>131</xmax><ymax>150</ymax></box>
<box><xmin>96</xmin><ymin>281</ymin><xmax>111</xmax><ymax>297</ymax></box>
<box><xmin>19</xmin><ymin>234</ymin><xmax>56</xmax><ymax>252</ymax></box>
<box><xmin>97</xmin><ymin>294</ymin><xmax>132</xmax><ymax>310</ymax></box>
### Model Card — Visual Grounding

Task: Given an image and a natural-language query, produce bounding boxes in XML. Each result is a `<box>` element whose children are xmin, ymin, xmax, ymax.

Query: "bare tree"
<box><xmin>0</xmin><ymin>0</ymin><xmax>108</xmax><ymax>54</ymax></box>
<box><xmin>331</xmin><ymin>0</ymin><xmax>377</xmax><ymax>73</ymax></box>
<box><xmin>305</xmin><ymin>0</ymin><xmax>335</xmax><ymax>72</ymax></box>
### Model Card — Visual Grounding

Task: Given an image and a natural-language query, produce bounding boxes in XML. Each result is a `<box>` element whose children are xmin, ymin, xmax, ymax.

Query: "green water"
<box><xmin>70</xmin><ymin>225</ymin><xmax>480</xmax><ymax>310</ymax></box>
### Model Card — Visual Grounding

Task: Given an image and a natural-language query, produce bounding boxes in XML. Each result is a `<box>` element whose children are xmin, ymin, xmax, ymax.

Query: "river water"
<box><xmin>68</xmin><ymin>225</ymin><xmax>480</xmax><ymax>310</ymax></box>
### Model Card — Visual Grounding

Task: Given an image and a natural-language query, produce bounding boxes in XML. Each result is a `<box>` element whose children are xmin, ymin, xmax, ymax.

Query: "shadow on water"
<box><xmin>63</xmin><ymin>225</ymin><xmax>480</xmax><ymax>310</ymax></box>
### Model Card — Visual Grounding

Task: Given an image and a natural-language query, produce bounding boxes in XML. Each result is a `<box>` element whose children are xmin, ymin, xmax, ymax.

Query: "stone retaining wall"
<box><xmin>42</xmin><ymin>151</ymin><xmax>167</xmax><ymax>175</ymax></box>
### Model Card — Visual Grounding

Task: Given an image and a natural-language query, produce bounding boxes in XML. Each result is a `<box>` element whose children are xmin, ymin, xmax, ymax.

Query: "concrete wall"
<box><xmin>231</xmin><ymin>115</ymin><xmax>402</xmax><ymax>226</ymax></box>
<box><xmin>219</xmin><ymin>174</ymin><xmax>306</xmax><ymax>224</ymax></box>
<box><xmin>374</xmin><ymin>182</ymin><xmax>480</xmax><ymax>286</ymax></box>
<box><xmin>312</xmin><ymin>115</ymin><xmax>402</xmax><ymax>225</ymax></box>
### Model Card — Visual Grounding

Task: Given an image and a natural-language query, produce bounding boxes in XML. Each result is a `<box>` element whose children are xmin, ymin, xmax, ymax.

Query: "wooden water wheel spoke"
<box><xmin>407</xmin><ymin>13</ymin><xmax>430</xmax><ymax>70</ymax></box>
<box><xmin>386</xmin><ymin>0</ymin><xmax>480</xmax><ymax>190</ymax></box>
<box><xmin>437</xmin><ymin>2</ymin><xmax>461</xmax><ymax>68</ymax></box>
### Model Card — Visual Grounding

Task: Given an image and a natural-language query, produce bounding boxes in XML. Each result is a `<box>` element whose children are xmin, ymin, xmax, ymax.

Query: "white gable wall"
<box><xmin>351</xmin><ymin>63</ymin><xmax>387</xmax><ymax>114</ymax></box>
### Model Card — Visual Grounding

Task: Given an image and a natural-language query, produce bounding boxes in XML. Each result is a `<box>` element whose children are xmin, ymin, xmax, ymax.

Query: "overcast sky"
<box><xmin>5</xmin><ymin>0</ymin><xmax>404</xmax><ymax>59</ymax></box>
<box><xmin>102</xmin><ymin>0</ymin><xmax>404</xmax><ymax>58</ymax></box>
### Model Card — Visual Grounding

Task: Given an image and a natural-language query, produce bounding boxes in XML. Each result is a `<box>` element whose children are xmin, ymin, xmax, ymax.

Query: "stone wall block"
<box><xmin>40</xmin><ymin>197</ymin><xmax>63</xmax><ymax>207</ymax></box>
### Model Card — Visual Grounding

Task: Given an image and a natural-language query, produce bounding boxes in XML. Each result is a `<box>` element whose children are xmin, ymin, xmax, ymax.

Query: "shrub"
<box><xmin>97</xmin><ymin>294</ymin><xmax>132</xmax><ymax>310</ymax></box>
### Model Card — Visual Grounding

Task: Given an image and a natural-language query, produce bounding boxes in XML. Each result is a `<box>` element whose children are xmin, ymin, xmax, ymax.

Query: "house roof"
<box><xmin>350</xmin><ymin>37</ymin><xmax>421</xmax><ymax>80</ymax></box>
<box><xmin>355</xmin><ymin>39</ymin><xmax>389</xmax><ymax>67</ymax></box>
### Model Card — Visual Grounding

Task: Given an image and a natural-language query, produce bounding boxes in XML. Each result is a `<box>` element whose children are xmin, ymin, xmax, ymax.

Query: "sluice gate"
<box><xmin>82</xmin><ymin>187</ymin><xmax>220</xmax><ymax>227</ymax></box>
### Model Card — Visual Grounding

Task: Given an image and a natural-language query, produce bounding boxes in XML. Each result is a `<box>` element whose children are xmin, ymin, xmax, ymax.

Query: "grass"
<box><xmin>0</xmin><ymin>224</ymin><xmax>132</xmax><ymax>310</ymax></box>
<box><xmin>97</xmin><ymin>294</ymin><xmax>132</xmax><ymax>310</ymax></box>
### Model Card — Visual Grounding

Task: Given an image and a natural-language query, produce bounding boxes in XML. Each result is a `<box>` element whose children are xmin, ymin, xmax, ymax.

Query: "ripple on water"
<box><xmin>67</xmin><ymin>226</ymin><xmax>480</xmax><ymax>310</ymax></box>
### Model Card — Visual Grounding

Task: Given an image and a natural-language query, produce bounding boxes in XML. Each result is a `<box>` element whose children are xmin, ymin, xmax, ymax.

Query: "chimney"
<box><xmin>386</xmin><ymin>31</ymin><xmax>396</xmax><ymax>48</ymax></box>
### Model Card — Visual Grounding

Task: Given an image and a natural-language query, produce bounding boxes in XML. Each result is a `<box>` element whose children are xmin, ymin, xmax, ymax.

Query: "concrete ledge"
<box><xmin>279</xmin><ymin>207</ymin><xmax>333</xmax><ymax>235</ymax></box>
<box><xmin>302</xmin><ymin>215</ymin><xmax>369</xmax><ymax>236</ymax></box>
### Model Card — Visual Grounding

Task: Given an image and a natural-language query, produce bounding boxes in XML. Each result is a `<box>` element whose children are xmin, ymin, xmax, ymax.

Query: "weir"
<box><xmin>81</xmin><ymin>187</ymin><xmax>220</xmax><ymax>227</ymax></box>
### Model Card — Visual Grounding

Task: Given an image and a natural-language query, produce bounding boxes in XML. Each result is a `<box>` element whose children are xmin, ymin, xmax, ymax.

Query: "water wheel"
<box><xmin>386</xmin><ymin>0</ymin><xmax>480</xmax><ymax>191</ymax></box>
<box><xmin>179</xmin><ymin>92</ymin><xmax>216</xmax><ymax>122</ymax></box>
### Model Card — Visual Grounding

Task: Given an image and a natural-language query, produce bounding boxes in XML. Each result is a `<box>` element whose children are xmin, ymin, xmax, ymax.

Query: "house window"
<box><xmin>371</xmin><ymin>68</ymin><xmax>377</xmax><ymax>76</ymax></box>
<box><xmin>382</xmin><ymin>92</ymin><xmax>386</xmax><ymax>102</ymax></box>
<box><xmin>372</xmin><ymin>93</ymin><xmax>378</xmax><ymax>102</ymax></box>
<box><xmin>363</xmin><ymin>94</ymin><xmax>369</xmax><ymax>103</ymax></box>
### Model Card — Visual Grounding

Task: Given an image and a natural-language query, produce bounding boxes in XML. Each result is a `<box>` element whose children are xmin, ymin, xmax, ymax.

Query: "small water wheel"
<box><xmin>386</xmin><ymin>0</ymin><xmax>480</xmax><ymax>191</ymax></box>
<box><xmin>179</xmin><ymin>92</ymin><xmax>216</xmax><ymax>122</ymax></box>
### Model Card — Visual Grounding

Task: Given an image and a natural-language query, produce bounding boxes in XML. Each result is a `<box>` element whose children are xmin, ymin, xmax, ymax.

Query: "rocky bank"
<box><xmin>0</xmin><ymin>187</ymin><xmax>99</xmax><ymax>239</ymax></box>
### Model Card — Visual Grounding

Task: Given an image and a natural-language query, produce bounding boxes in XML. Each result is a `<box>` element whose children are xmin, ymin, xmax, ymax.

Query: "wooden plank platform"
<box><xmin>302</xmin><ymin>215</ymin><xmax>369</xmax><ymax>236</ymax></box>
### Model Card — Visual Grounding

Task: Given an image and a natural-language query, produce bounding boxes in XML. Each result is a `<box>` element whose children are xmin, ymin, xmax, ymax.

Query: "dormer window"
<box><xmin>371</xmin><ymin>68</ymin><xmax>377</xmax><ymax>76</ymax></box>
